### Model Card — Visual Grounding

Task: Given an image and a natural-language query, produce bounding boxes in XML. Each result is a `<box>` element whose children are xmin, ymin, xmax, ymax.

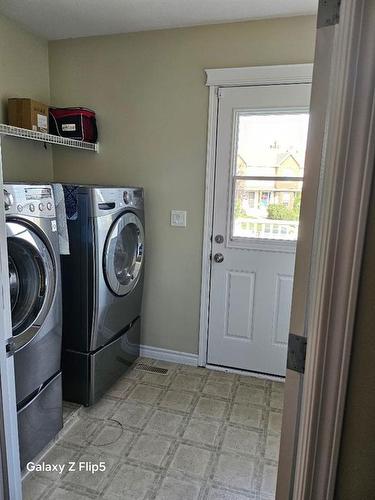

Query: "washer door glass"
<box><xmin>7</xmin><ymin>221</ymin><xmax>55</xmax><ymax>342</ymax></box>
<box><xmin>104</xmin><ymin>212</ymin><xmax>144</xmax><ymax>296</ymax></box>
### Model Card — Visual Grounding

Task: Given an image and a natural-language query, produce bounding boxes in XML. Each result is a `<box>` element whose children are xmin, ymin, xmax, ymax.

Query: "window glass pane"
<box><xmin>248</xmin><ymin>191</ymin><xmax>256</xmax><ymax>208</ymax></box>
<box><xmin>236</xmin><ymin>113</ymin><xmax>309</xmax><ymax>177</ymax></box>
<box><xmin>8</xmin><ymin>238</ymin><xmax>46</xmax><ymax>335</ymax></box>
<box><xmin>114</xmin><ymin>224</ymin><xmax>139</xmax><ymax>286</ymax></box>
<box><xmin>233</xmin><ymin>179</ymin><xmax>303</xmax><ymax>240</ymax></box>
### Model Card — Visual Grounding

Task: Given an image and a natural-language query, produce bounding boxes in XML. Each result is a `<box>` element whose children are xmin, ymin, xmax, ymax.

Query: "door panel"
<box><xmin>272</xmin><ymin>273</ymin><xmax>293</xmax><ymax>346</ymax></box>
<box><xmin>207</xmin><ymin>84</ymin><xmax>311</xmax><ymax>376</ymax></box>
<box><xmin>225</xmin><ymin>270</ymin><xmax>255</xmax><ymax>340</ymax></box>
<box><xmin>208</xmin><ymin>247</ymin><xmax>296</xmax><ymax>374</ymax></box>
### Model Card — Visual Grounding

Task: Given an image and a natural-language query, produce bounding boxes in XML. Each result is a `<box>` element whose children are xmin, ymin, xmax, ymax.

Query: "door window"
<box><xmin>232</xmin><ymin>113</ymin><xmax>309</xmax><ymax>241</ymax></box>
<box><xmin>247</xmin><ymin>191</ymin><xmax>256</xmax><ymax>209</ymax></box>
<box><xmin>114</xmin><ymin>224</ymin><xmax>140</xmax><ymax>286</ymax></box>
<box><xmin>6</xmin><ymin>222</ymin><xmax>54</xmax><ymax>338</ymax></box>
<box><xmin>8</xmin><ymin>241</ymin><xmax>45</xmax><ymax>335</ymax></box>
<box><xmin>104</xmin><ymin>212</ymin><xmax>144</xmax><ymax>296</ymax></box>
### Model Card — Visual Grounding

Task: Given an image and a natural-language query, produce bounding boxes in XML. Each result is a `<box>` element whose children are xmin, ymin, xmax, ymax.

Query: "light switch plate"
<box><xmin>171</xmin><ymin>210</ymin><xmax>187</xmax><ymax>227</ymax></box>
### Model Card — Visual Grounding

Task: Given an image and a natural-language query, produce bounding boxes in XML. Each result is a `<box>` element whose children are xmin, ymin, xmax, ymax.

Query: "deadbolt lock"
<box><xmin>214</xmin><ymin>253</ymin><xmax>224</xmax><ymax>263</ymax></box>
<box><xmin>215</xmin><ymin>234</ymin><xmax>224</xmax><ymax>243</ymax></box>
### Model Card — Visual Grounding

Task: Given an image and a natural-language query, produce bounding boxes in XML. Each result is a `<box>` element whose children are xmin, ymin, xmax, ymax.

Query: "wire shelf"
<box><xmin>0</xmin><ymin>124</ymin><xmax>99</xmax><ymax>152</ymax></box>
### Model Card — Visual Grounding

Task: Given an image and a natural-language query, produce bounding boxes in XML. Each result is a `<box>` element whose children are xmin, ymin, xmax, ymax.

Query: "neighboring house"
<box><xmin>237</xmin><ymin>151</ymin><xmax>302</xmax><ymax>216</ymax></box>
<box><xmin>234</xmin><ymin>151</ymin><xmax>303</xmax><ymax>239</ymax></box>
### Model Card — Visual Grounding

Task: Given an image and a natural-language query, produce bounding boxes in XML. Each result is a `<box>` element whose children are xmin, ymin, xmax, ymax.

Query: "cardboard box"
<box><xmin>8</xmin><ymin>98</ymin><xmax>49</xmax><ymax>133</ymax></box>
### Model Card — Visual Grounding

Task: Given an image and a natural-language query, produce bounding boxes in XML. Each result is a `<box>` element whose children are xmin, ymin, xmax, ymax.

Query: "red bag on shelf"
<box><xmin>49</xmin><ymin>107</ymin><xmax>98</xmax><ymax>143</ymax></box>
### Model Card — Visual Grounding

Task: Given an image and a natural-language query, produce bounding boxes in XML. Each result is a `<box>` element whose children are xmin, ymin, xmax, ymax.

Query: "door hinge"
<box><xmin>287</xmin><ymin>333</ymin><xmax>307</xmax><ymax>374</ymax></box>
<box><xmin>317</xmin><ymin>0</ymin><xmax>341</xmax><ymax>28</ymax></box>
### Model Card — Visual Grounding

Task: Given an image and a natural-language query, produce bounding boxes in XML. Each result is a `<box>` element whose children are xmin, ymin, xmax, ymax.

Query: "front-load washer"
<box><xmin>4</xmin><ymin>183</ymin><xmax>63</xmax><ymax>469</ymax></box>
<box><xmin>61</xmin><ymin>185</ymin><xmax>144</xmax><ymax>405</ymax></box>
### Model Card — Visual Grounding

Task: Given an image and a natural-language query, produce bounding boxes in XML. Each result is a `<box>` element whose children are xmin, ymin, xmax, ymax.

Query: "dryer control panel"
<box><xmin>4</xmin><ymin>184</ymin><xmax>56</xmax><ymax>218</ymax></box>
<box><xmin>92</xmin><ymin>186</ymin><xmax>144</xmax><ymax>217</ymax></box>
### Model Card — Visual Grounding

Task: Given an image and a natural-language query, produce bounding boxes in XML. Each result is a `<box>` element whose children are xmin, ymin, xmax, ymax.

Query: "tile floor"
<box><xmin>22</xmin><ymin>359</ymin><xmax>284</xmax><ymax>500</ymax></box>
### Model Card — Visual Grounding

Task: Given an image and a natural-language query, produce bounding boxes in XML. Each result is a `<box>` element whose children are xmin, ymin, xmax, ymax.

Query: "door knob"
<box><xmin>214</xmin><ymin>253</ymin><xmax>224</xmax><ymax>263</ymax></box>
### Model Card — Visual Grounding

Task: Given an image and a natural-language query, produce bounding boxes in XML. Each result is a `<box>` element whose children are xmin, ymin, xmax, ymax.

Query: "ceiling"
<box><xmin>0</xmin><ymin>0</ymin><xmax>318</xmax><ymax>40</ymax></box>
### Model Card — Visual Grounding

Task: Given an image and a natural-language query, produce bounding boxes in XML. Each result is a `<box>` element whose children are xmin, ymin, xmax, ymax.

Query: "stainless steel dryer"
<box><xmin>4</xmin><ymin>184</ymin><xmax>63</xmax><ymax>469</ymax></box>
<box><xmin>61</xmin><ymin>185</ymin><xmax>144</xmax><ymax>406</ymax></box>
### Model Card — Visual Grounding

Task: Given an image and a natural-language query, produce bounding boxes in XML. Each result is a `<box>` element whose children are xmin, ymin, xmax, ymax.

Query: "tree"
<box><xmin>293</xmin><ymin>192</ymin><xmax>301</xmax><ymax>213</ymax></box>
<box><xmin>234</xmin><ymin>198</ymin><xmax>247</xmax><ymax>218</ymax></box>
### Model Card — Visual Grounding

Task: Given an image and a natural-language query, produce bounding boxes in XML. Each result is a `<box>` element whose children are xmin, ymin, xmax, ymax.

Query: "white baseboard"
<box><xmin>140</xmin><ymin>344</ymin><xmax>198</xmax><ymax>366</ymax></box>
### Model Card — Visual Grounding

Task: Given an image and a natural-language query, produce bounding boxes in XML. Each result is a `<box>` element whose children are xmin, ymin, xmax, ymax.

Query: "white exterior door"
<box><xmin>207</xmin><ymin>84</ymin><xmax>311</xmax><ymax>376</ymax></box>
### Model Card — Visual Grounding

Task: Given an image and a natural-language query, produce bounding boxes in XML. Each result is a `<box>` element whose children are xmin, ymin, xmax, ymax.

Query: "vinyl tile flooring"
<box><xmin>22</xmin><ymin>359</ymin><xmax>284</xmax><ymax>500</ymax></box>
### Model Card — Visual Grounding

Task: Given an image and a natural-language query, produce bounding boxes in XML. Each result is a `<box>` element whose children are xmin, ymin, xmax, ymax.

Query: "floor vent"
<box><xmin>135</xmin><ymin>363</ymin><xmax>168</xmax><ymax>375</ymax></box>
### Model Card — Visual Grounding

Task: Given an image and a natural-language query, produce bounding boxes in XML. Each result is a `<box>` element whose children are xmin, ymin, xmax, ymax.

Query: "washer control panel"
<box><xmin>4</xmin><ymin>184</ymin><xmax>56</xmax><ymax>218</ymax></box>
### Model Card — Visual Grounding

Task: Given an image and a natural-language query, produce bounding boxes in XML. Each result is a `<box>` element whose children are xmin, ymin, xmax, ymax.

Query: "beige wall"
<box><xmin>0</xmin><ymin>14</ymin><xmax>53</xmax><ymax>182</ymax></box>
<box><xmin>49</xmin><ymin>16</ymin><xmax>316</xmax><ymax>353</ymax></box>
<box><xmin>2</xmin><ymin>10</ymin><xmax>374</xmax><ymax>494</ymax></box>
<box><xmin>334</xmin><ymin>174</ymin><xmax>375</xmax><ymax>498</ymax></box>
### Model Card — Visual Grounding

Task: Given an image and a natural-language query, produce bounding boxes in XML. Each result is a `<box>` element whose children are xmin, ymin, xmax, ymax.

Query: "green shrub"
<box><xmin>267</xmin><ymin>203</ymin><xmax>299</xmax><ymax>221</ymax></box>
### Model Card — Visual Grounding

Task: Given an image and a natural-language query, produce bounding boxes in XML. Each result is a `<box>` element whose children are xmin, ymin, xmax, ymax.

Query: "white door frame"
<box><xmin>0</xmin><ymin>137</ymin><xmax>22</xmax><ymax>498</ymax></box>
<box><xmin>198</xmin><ymin>63</ymin><xmax>314</xmax><ymax>368</ymax></box>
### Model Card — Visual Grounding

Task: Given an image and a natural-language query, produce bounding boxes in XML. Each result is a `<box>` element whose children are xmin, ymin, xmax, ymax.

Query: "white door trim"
<box><xmin>198</xmin><ymin>83</ymin><xmax>219</xmax><ymax>366</ymax></box>
<box><xmin>0</xmin><ymin>137</ymin><xmax>22</xmax><ymax>498</ymax></box>
<box><xmin>198</xmin><ymin>64</ymin><xmax>313</xmax><ymax>367</ymax></box>
<box><xmin>205</xmin><ymin>64</ymin><xmax>313</xmax><ymax>87</ymax></box>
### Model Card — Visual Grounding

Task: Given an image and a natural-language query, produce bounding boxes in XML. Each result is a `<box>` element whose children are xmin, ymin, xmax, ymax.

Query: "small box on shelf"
<box><xmin>8</xmin><ymin>98</ymin><xmax>49</xmax><ymax>133</ymax></box>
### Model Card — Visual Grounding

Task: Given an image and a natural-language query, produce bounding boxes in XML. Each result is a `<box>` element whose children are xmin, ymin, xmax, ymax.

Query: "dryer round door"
<box><xmin>103</xmin><ymin>212</ymin><xmax>145</xmax><ymax>296</ymax></box>
<box><xmin>6</xmin><ymin>220</ymin><xmax>56</xmax><ymax>351</ymax></box>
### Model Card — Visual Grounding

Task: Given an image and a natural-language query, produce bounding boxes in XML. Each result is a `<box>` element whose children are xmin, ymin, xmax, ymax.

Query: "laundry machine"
<box><xmin>4</xmin><ymin>184</ymin><xmax>63</xmax><ymax>469</ymax></box>
<box><xmin>61</xmin><ymin>185</ymin><xmax>144</xmax><ymax>406</ymax></box>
